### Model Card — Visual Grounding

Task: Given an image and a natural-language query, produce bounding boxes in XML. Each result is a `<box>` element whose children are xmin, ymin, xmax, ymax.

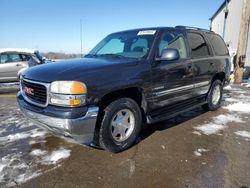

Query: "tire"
<box><xmin>98</xmin><ymin>98</ymin><xmax>142</xmax><ymax>153</ymax></box>
<box><xmin>202</xmin><ymin>80</ymin><xmax>223</xmax><ymax>111</ymax></box>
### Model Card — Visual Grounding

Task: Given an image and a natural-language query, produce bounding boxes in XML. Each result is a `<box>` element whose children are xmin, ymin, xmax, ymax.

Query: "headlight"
<box><xmin>50</xmin><ymin>81</ymin><xmax>87</xmax><ymax>107</ymax></box>
<box><xmin>50</xmin><ymin>81</ymin><xmax>87</xmax><ymax>94</ymax></box>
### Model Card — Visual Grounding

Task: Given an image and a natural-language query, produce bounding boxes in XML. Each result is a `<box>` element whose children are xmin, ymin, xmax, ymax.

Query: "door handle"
<box><xmin>16</xmin><ymin>63</ymin><xmax>21</xmax><ymax>67</ymax></box>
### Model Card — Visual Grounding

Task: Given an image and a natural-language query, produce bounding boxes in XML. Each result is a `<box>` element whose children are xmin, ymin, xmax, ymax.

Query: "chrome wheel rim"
<box><xmin>111</xmin><ymin>109</ymin><xmax>135</xmax><ymax>142</ymax></box>
<box><xmin>212</xmin><ymin>85</ymin><xmax>221</xmax><ymax>105</ymax></box>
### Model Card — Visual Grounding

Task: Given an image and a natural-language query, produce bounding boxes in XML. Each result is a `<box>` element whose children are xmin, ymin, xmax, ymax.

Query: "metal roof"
<box><xmin>210</xmin><ymin>0</ymin><xmax>231</xmax><ymax>21</ymax></box>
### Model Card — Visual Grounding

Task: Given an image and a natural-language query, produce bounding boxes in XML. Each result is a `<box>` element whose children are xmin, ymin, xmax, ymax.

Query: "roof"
<box><xmin>0</xmin><ymin>48</ymin><xmax>37</xmax><ymax>54</ymax></box>
<box><xmin>111</xmin><ymin>26</ymin><xmax>211</xmax><ymax>35</ymax></box>
<box><xmin>210</xmin><ymin>0</ymin><xmax>231</xmax><ymax>21</ymax></box>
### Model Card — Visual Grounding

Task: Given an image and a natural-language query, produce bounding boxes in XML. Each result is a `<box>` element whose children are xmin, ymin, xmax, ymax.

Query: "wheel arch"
<box><xmin>98</xmin><ymin>87</ymin><xmax>147</xmax><ymax>116</ymax></box>
<box><xmin>211</xmin><ymin>72</ymin><xmax>225</xmax><ymax>85</ymax></box>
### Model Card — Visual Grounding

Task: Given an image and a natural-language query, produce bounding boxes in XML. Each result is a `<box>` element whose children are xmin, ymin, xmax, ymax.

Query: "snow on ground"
<box><xmin>223</xmin><ymin>102</ymin><xmax>250</xmax><ymax>113</ymax></box>
<box><xmin>224</xmin><ymin>85</ymin><xmax>232</xmax><ymax>90</ymax></box>
<box><xmin>194</xmin><ymin>114</ymin><xmax>244</xmax><ymax>135</ymax></box>
<box><xmin>234</xmin><ymin>131</ymin><xmax>250</xmax><ymax>140</ymax></box>
<box><xmin>39</xmin><ymin>148</ymin><xmax>71</xmax><ymax>165</ymax></box>
<box><xmin>194</xmin><ymin>123</ymin><xmax>226</xmax><ymax>136</ymax></box>
<box><xmin>194</xmin><ymin>148</ymin><xmax>209</xmax><ymax>157</ymax></box>
<box><xmin>0</xmin><ymin>106</ymin><xmax>72</xmax><ymax>187</ymax></box>
<box><xmin>194</xmin><ymin>85</ymin><xmax>250</xmax><ymax>136</ymax></box>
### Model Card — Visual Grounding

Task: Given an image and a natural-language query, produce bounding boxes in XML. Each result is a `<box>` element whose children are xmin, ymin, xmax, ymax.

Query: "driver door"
<box><xmin>151</xmin><ymin>30</ymin><xmax>195</xmax><ymax>109</ymax></box>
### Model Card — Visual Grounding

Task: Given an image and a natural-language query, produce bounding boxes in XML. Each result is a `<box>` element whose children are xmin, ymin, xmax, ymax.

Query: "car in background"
<box><xmin>0</xmin><ymin>48</ymin><xmax>45</xmax><ymax>82</ymax></box>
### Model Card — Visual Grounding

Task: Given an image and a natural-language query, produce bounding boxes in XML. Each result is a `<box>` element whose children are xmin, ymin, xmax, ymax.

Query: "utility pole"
<box><xmin>222</xmin><ymin>0</ymin><xmax>229</xmax><ymax>39</ymax></box>
<box><xmin>80</xmin><ymin>19</ymin><xmax>83</xmax><ymax>57</ymax></box>
<box><xmin>234</xmin><ymin>0</ymin><xmax>250</xmax><ymax>83</ymax></box>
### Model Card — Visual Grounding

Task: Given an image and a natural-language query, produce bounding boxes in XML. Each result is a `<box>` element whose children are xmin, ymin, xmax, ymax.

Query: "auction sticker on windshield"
<box><xmin>137</xmin><ymin>30</ymin><xmax>156</xmax><ymax>35</ymax></box>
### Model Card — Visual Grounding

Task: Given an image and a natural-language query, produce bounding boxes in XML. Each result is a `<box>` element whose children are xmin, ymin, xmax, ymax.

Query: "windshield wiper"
<box><xmin>98</xmin><ymin>53</ymin><xmax>124</xmax><ymax>59</ymax></box>
<box><xmin>84</xmin><ymin>54</ymin><xmax>98</xmax><ymax>58</ymax></box>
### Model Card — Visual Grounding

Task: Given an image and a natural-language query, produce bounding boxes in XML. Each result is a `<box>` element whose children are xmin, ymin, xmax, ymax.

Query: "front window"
<box><xmin>158</xmin><ymin>31</ymin><xmax>187</xmax><ymax>59</ymax></box>
<box><xmin>86</xmin><ymin>30</ymin><xmax>156</xmax><ymax>60</ymax></box>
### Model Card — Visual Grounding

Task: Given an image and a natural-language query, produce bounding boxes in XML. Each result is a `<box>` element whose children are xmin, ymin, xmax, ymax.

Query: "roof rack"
<box><xmin>175</xmin><ymin>25</ymin><xmax>212</xmax><ymax>32</ymax></box>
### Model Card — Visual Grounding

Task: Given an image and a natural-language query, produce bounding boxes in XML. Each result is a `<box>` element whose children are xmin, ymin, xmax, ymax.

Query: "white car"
<box><xmin>0</xmin><ymin>48</ymin><xmax>45</xmax><ymax>82</ymax></box>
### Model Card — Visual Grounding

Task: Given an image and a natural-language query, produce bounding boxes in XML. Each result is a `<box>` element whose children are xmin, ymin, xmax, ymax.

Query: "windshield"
<box><xmin>86</xmin><ymin>30</ymin><xmax>156</xmax><ymax>60</ymax></box>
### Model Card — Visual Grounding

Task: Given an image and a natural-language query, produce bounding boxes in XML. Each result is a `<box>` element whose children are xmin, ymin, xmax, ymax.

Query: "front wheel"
<box><xmin>202</xmin><ymin>80</ymin><xmax>223</xmax><ymax>111</ymax></box>
<box><xmin>98</xmin><ymin>98</ymin><xmax>142</xmax><ymax>153</ymax></box>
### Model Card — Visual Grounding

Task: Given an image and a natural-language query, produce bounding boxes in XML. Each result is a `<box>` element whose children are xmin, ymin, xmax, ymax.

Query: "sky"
<box><xmin>0</xmin><ymin>0</ymin><xmax>224</xmax><ymax>54</ymax></box>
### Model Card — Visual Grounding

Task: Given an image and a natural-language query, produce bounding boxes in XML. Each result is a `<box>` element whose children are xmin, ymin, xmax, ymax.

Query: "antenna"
<box><xmin>80</xmin><ymin>19</ymin><xmax>83</xmax><ymax>57</ymax></box>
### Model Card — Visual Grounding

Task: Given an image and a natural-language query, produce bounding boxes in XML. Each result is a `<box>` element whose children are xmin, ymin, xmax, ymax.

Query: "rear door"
<box><xmin>150</xmin><ymin>30</ymin><xmax>195</xmax><ymax>109</ymax></box>
<box><xmin>0</xmin><ymin>53</ymin><xmax>26</xmax><ymax>82</ymax></box>
<box><xmin>187</xmin><ymin>32</ymin><xmax>215</xmax><ymax>97</ymax></box>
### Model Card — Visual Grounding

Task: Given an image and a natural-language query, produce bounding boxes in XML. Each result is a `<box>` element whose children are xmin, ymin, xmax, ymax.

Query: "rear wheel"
<box><xmin>202</xmin><ymin>80</ymin><xmax>223</xmax><ymax>111</ymax></box>
<box><xmin>98</xmin><ymin>98</ymin><xmax>142</xmax><ymax>153</ymax></box>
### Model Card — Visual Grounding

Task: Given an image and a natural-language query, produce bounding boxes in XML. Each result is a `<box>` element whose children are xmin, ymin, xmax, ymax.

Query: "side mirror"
<box><xmin>156</xmin><ymin>48</ymin><xmax>180</xmax><ymax>61</ymax></box>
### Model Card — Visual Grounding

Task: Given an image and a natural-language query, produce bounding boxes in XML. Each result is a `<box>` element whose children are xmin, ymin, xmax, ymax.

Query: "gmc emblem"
<box><xmin>24</xmin><ymin>87</ymin><xmax>34</xmax><ymax>95</ymax></box>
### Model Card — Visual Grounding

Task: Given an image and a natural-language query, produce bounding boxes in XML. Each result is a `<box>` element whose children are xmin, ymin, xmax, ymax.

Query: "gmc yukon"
<box><xmin>17</xmin><ymin>26</ymin><xmax>231</xmax><ymax>152</ymax></box>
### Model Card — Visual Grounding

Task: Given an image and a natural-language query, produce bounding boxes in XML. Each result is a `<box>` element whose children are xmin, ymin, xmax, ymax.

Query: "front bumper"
<box><xmin>17</xmin><ymin>91</ymin><xmax>99</xmax><ymax>144</ymax></box>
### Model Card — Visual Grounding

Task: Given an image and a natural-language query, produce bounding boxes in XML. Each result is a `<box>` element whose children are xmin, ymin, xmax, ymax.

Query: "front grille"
<box><xmin>22</xmin><ymin>79</ymin><xmax>47</xmax><ymax>105</ymax></box>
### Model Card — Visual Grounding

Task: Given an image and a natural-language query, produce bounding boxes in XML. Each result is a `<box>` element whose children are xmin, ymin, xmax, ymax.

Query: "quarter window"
<box><xmin>187</xmin><ymin>33</ymin><xmax>210</xmax><ymax>58</ymax></box>
<box><xmin>158</xmin><ymin>31</ymin><xmax>187</xmax><ymax>59</ymax></box>
<box><xmin>206</xmin><ymin>33</ymin><xmax>229</xmax><ymax>56</ymax></box>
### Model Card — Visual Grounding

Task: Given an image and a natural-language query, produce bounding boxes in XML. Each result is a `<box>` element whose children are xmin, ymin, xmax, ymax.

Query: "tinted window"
<box><xmin>158</xmin><ymin>31</ymin><xmax>187</xmax><ymax>59</ymax></box>
<box><xmin>187</xmin><ymin>33</ymin><xmax>210</xmax><ymax>58</ymax></box>
<box><xmin>206</xmin><ymin>33</ymin><xmax>229</xmax><ymax>56</ymax></box>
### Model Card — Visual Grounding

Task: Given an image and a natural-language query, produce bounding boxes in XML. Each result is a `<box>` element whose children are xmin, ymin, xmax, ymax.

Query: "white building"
<box><xmin>210</xmin><ymin>0</ymin><xmax>250</xmax><ymax>66</ymax></box>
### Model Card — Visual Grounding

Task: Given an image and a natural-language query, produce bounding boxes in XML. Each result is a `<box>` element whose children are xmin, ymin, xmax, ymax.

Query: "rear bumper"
<box><xmin>17</xmin><ymin>91</ymin><xmax>99</xmax><ymax>144</ymax></box>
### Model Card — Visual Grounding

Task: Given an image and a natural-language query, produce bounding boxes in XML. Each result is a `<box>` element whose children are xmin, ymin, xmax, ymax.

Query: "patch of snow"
<box><xmin>194</xmin><ymin>114</ymin><xmax>244</xmax><ymax>136</ymax></box>
<box><xmin>194</xmin><ymin>148</ymin><xmax>209</xmax><ymax>157</ymax></box>
<box><xmin>197</xmin><ymin>148</ymin><xmax>209</xmax><ymax>152</ymax></box>
<box><xmin>224</xmin><ymin>97</ymin><xmax>239</xmax><ymax>102</ymax></box>
<box><xmin>0</xmin><ymin>164</ymin><xmax>6</xmax><ymax>173</ymax></box>
<box><xmin>15</xmin><ymin>171</ymin><xmax>41</xmax><ymax>184</ymax></box>
<box><xmin>30</xmin><ymin>149</ymin><xmax>47</xmax><ymax>156</ymax></box>
<box><xmin>224</xmin><ymin>85</ymin><xmax>232</xmax><ymax>90</ymax></box>
<box><xmin>194</xmin><ymin>123</ymin><xmax>226</xmax><ymax>135</ymax></box>
<box><xmin>40</xmin><ymin>148</ymin><xmax>71</xmax><ymax>165</ymax></box>
<box><xmin>213</xmin><ymin>114</ymin><xmax>244</xmax><ymax>125</ymax></box>
<box><xmin>192</xmin><ymin>131</ymin><xmax>202</xmax><ymax>136</ymax></box>
<box><xmin>241</xmin><ymin>83</ymin><xmax>250</xmax><ymax>88</ymax></box>
<box><xmin>29</xmin><ymin>129</ymin><xmax>47</xmax><ymax>138</ymax></box>
<box><xmin>234</xmin><ymin>131</ymin><xmax>250</xmax><ymax>139</ymax></box>
<box><xmin>0</xmin><ymin>132</ymin><xmax>30</xmax><ymax>142</ymax></box>
<box><xmin>194</xmin><ymin>151</ymin><xmax>202</xmax><ymax>156</ymax></box>
<box><xmin>224</xmin><ymin>102</ymin><xmax>250</xmax><ymax>113</ymax></box>
<box><xmin>161</xmin><ymin>145</ymin><xmax>166</xmax><ymax>149</ymax></box>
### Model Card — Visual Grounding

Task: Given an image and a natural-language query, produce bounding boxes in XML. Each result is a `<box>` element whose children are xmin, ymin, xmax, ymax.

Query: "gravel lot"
<box><xmin>0</xmin><ymin>84</ymin><xmax>249</xmax><ymax>188</ymax></box>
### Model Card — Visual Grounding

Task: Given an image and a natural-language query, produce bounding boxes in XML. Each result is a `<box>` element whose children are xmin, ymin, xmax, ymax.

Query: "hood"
<box><xmin>23</xmin><ymin>57</ymin><xmax>137</xmax><ymax>83</ymax></box>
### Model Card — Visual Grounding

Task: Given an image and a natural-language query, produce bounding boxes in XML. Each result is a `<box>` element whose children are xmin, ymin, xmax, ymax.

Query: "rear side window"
<box><xmin>187</xmin><ymin>32</ymin><xmax>210</xmax><ymax>58</ymax></box>
<box><xmin>206</xmin><ymin>33</ymin><xmax>229</xmax><ymax>56</ymax></box>
<box><xmin>0</xmin><ymin>54</ymin><xmax>22</xmax><ymax>63</ymax></box>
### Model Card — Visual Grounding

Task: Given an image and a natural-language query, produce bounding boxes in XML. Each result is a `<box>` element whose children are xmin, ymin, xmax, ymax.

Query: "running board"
<box><xmin>146</xmin><ymin>95</ymin><xmax>207</xmax><ymax>124</ymax></box>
